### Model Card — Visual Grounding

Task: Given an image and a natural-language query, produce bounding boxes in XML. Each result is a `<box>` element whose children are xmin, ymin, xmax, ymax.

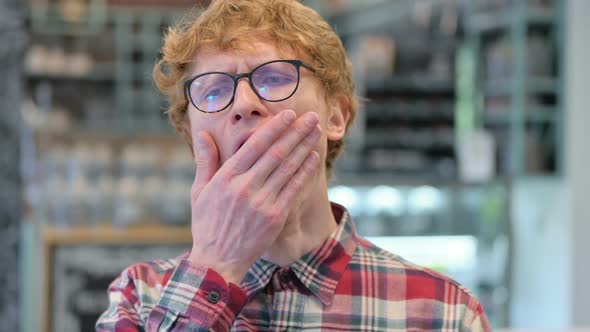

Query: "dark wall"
<box><xmin>0</xmin><ymin>0</ymin><xmax>26</xmax><ymax>330</ymax></box>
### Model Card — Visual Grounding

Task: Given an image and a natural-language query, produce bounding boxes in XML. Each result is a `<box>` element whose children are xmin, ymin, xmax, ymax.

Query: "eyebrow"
<box><xmin>191</xmin><ymin>57</ymin><xmax>288</xmax><ymax>78</ymax></box>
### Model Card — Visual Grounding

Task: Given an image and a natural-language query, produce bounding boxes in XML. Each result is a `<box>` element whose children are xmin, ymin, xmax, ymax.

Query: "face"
<box><xmin>185</xmin><ymin>41</ymin><xmax>348</xmax><ymax>170</ymax></box>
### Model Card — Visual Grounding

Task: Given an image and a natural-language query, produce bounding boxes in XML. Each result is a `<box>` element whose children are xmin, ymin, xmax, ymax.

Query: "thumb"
<box><xmin>192</xmin><ymin>131</ymin><xmax>220</xmax><ymax>200</ymax></box>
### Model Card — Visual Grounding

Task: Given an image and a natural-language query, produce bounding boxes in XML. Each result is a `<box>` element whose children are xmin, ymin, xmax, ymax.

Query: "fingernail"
<box><xmin>309</xmin><ymin>151</ymin><xmax>320</xmax><ymax>163</ymax></box>
<box><xmin>312</xmin><ymin>150</ymin><xmax>320</xmax><ymax>158</ymax></box>
<box><xmin>283</xmin><ymin>110</ymin><xmax>296</xmax><ymax>124</ymax></box>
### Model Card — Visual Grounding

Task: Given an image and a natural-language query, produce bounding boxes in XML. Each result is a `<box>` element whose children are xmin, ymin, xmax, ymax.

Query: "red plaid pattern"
<box><xmin>96</xmin><ymin>203</ymin><xmax>491</xmax><ymax>331</ymax></box>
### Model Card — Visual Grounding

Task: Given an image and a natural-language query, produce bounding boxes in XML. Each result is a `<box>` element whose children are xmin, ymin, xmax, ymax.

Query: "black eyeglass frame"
<box><xmin>183</xmin><ymin>59</ymin><xmax>315</xmax><ymax>114</ymax></box>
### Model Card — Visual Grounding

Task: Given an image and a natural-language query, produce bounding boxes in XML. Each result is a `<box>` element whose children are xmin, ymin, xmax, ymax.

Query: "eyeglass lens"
<box><xmin>188</xmin><ymin>61</ymin><xmax>300</xmax><ymax>113</ymax></box>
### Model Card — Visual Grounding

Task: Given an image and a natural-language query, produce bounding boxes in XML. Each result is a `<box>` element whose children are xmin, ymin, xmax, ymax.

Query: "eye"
<box><xmin>198</xmin><ymin>85</ymin><xmax>233</xmax><ymax>103</ymax></box>
<box><xmin>260</xmin><ymin>72</ymin><xmax>295</xmax><ymax>86</ymax></box>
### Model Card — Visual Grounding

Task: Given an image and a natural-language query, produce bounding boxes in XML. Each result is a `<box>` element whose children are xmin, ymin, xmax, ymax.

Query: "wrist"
<box><xmin>188</xmin><ymin>251</ymin><xmax>248</xmax><ymax>285</ymax></box>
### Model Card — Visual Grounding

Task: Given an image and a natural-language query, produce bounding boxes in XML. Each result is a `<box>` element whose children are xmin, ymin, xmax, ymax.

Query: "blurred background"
<box><xmin>1</xmin><ymin>0</ymin><xmax>588</xmax><ymax>331</ymax></box>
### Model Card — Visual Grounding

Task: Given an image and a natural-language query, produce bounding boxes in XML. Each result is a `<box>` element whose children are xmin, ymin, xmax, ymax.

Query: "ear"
<box><xmin>325</xmin><ymin>94</ymin><xmax>350</xmax><ymax>141</ymax></box>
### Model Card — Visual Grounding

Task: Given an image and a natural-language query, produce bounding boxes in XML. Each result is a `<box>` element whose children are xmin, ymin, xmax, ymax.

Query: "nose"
<box><xmin>229</xmin><ymin>79</ymin><xmax>269</xmax><ymax>123</ymax></box>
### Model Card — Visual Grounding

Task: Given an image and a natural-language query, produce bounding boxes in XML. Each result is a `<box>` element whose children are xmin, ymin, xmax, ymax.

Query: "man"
<box><xmin>97</xmin><ymin>0</ymin><xmax>491</xmax><ymax>331</ymax></box>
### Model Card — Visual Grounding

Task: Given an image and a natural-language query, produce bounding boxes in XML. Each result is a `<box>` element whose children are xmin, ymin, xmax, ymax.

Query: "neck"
<box><xmin>261</xmin><ymin>184</ymin><xmax>337</xmax><ymax>267</ymax></box>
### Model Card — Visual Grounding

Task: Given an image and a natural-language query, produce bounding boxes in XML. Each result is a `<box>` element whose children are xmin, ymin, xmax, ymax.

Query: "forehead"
<box><xmin>188</xmin><ymin>41</ymin><xmax>301</xmax><ymax>75</ymax></box>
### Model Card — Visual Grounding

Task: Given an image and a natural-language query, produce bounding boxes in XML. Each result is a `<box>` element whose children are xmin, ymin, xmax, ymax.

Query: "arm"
<box><xmin>97</xmin><ymin>110</ymin><xmax>321</xmax><ymax>331</ymax></box>
<box><xmin>461</xmin><ymin>298</ymin><xmax>492</xmax><ymax>332</ymax></box>
<box><xmin>95</xmin><ymin>268</ymin><xmax>146</xmax><ymax>332</ymax></box>
<box><xmin>146</xmin><ymin>260</ymin><xmax>247</xmax><ymax>331</ymax></box>
<box><xmin>187</xmin><ymin>110</ymin><xmax>321</xmax><ymax>284</ymax></box>
<box><xmin>96</xmin><ymin>260</ymin><xmax>247</xmax><ymax>332</ymax></box>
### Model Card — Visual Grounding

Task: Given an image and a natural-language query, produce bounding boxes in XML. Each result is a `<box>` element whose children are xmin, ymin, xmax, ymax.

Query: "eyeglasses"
<box><xmin>184</xmin><ymin>59</ymin><xmax>315</xmax><ymax>113</ymax></box>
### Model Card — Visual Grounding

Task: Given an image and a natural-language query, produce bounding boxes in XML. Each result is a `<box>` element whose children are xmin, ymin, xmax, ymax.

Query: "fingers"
<box><xmin>250</xmin><ymin>112</ymin><xmax>320</xmax><ymax>182</ymax></box>
<box><xmin>261</xmin><ymin>123</ymin><xmax>321</xmax><ymax>190</ymax></box>
<box><xmin>192</xmin><ymin>131</ymin><xmax>220</xmax><ymax>200</ymax></box>
<box><xmin>275</xmin><ymin>150</ymin><xmax>320</xmax><ymax>207</ymax></box>
<box><xmin>227</xmin><ymin>110</ymin><xmax>297</xmax><ymax>175</ymax></box>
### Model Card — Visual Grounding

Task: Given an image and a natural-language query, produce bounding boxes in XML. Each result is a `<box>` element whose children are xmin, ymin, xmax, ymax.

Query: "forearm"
<box><xmin>96</xmin><ymin>260</ymin><xmax>247</xmax><ymax>332</ymax></box>
<box><xmin>148</xmin><ymin>260</ymin><xmax>247</xmax><ymax>331</ymax></box>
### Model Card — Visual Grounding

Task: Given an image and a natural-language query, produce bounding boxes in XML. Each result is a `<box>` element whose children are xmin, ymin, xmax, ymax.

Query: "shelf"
<box><xmin>333</xmin><ymin>171</ymin><xmax>455</xmax><ymax>186</ymax></box>
<box><xmin>36</xmin><ymin>127</ymin><xmax>179</xmax><ymax>143</ymax></box>
<box><xmin>27</xmin><ymin>70</ymin><xmax>115</xmax><ymax>83</ymax></box>
<box><xmin>464</xmin><ymin>0</ymin><xmax>564</xmax><ymax>178</ymax></box>
<box><xmin>365</xmin><ymin>129</ymin><xmax>453</xmax><ymax>146</ymax></box>
<box><xmin>468</xmin><ymin>7</ymin><xmax>554</xmax><ymax>32</ymax></box>
<box><xmin>365</xmin><ymin>77</ymin><xmax>454</xmax><ymax>96</ymax></box>
<box><xmin>43</xmin><ymin>224</ymin><xmax>192</xmax><ymax>245</ymax></box>
<box><xmin>327</xmin><ymin>0</ymin><xmax>438</xmax><ymax>37</ymax></box>
<box><xmin>106</xmin><ymin>0</ymin><xmax>206</xmax><ymax>7</ymax></box>
<box><xmin>483</xmin><ymin>77</ymin><xmax>558</xmax><ymax>97</ymax></box>
<box><xmin>365</xmin><ymin>103</ymin><xmax>454</xmax><ymax>121</ymax></box>
<box><xmin>30</xmin><ymin>4</ymin><xmax>109</xmax><ymax>37</ymax></box>
<box><xmin>483</xmin><ymin>107</ymin><xmax>557</xmax><ymax>125</ymax></box>
<box><xmin>26</xmin><ymin>66</ymin><xmax>159</xmax><ymax>84</ymax></box>
<box><xmin>29</xmin><ymin>4</ymin><xmax>184</xmax><ymax>37</ymax></box>
<box><xmin>331</xmin><ymin>170</ymin><xmax>510</xmax><ymax>188</ymax></box>
<box><xmin>30</xmin><ymin>18</ymin><xmax>108</xmax><ymax>37</ymax></box>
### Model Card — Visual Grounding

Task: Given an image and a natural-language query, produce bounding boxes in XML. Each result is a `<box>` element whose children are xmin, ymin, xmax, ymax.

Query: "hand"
<box><xmin>188</xmin><ymin>110</ymin><xmax>322</xmax><ymax>284</ymax></box>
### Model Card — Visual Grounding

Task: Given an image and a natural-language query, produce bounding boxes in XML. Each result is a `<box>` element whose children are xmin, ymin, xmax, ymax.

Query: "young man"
<box><xmin>97</xmin><ymin>1</ymin><xmax>491</xmax><ymax>331</ymax></box>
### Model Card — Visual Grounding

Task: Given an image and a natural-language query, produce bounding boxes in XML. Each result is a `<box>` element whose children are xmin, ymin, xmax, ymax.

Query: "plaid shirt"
<box><xmin>96</xmin><ymin>203</ymin><xmax>491</xmax><ymax>331</ymax></box>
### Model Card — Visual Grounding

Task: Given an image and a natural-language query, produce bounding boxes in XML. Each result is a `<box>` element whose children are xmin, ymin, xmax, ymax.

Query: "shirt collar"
<box><xmin>240</xmin><ymin>202</ymin><xmax>358</xmax><ymax>306</ymax></box>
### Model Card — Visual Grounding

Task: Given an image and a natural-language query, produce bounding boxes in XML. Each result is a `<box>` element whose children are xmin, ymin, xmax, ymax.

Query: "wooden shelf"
<box><xmin>42</xmin><ymin>224</ymin><xmax>192</xmax><ymax>245</ymax></box>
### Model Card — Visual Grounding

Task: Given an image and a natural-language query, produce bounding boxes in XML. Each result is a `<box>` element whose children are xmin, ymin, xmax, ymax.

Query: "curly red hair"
<box><xmin>153</xmin><ymin>0</ymin><xmax>358</xmax><ymax>179</ymax></box>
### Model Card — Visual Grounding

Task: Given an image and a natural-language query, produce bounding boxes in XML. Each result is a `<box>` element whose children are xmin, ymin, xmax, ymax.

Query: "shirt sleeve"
<box><xmin>95</xmin><ymin>259</ymin><xmax>248</xmax><ymax>332</ymax></box>
<box><xmin>461</xmin><ymin>299</ymin><xmax>493</xmax><ymax>332</ymax></box>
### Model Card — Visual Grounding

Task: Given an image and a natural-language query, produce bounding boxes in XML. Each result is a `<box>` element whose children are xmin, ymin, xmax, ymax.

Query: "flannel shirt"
<box><xmin>96</xmin><ymin>203</ymin><xmax>491</xmax><ymax>331</ymax></box>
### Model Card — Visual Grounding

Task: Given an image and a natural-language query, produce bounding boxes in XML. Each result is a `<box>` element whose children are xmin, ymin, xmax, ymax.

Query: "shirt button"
<box><xmin>207</xmin><ymin>290</ymin><xmax>221</xmax><ymax>304</ymax></box>
<box><xmin>279</xmin><ymin>272</ymin><xmax>290</xmax><ymax>284</ymax></box>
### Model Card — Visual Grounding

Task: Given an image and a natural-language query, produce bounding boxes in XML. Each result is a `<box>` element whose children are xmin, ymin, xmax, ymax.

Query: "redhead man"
<box><xmin>97</xmin><ymin>1</ymin><xmax>491</xmax><ymax>331</ymax></box>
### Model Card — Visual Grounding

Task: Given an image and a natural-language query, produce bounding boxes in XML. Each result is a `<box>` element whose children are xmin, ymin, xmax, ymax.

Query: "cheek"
<box><xmin>187</xmin><ymin>113</ymin><xmax>218</xmax><ymax>150</ymax></box>
<box><xmin>311</xmin><ymin>131</ymin><xmax>329</xmax><ymax>167</ymax></box>
<box><xmin>187</xmin><ymin>121</ymin><xmax>202</xmax><ymax>151</ymax></box>
<box><xmin>280</xmin><ymin>87</ymin><xmax>326</xmax><ymax>113</ymax></box>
